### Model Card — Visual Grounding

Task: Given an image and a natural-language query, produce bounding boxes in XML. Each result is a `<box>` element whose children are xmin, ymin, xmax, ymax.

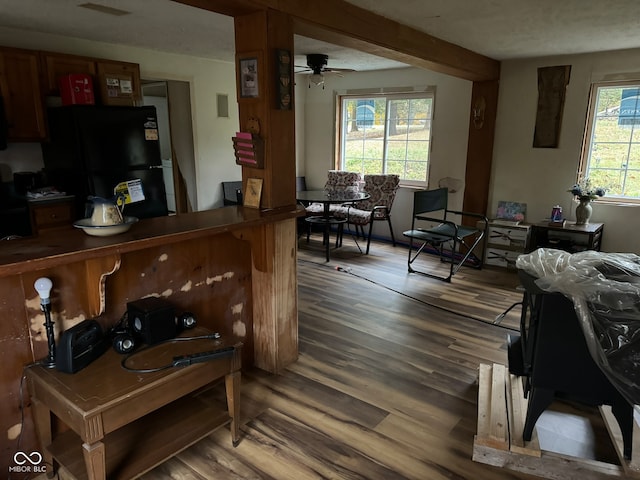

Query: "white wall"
<box><xmin>4</xmin><ymin>27</ymin><xmax>636</xmax><ymax>252</ymax></box>
<box><xmin>296</xmin><ymin>67</ymin><xmax>473</xmax><ymax>241</ymax></box>
<box><xmin>0</xmin><ymin>27</ymin><xmax>240</xmax><ymax>210</ymax></box>
<box><xmin>492</xmin><ymin>48</ymin><xmax>640</xmax><ymax>253</ymax></box>
<box><xmin>297</xmin><ymin>50</ymin><xmax>640</xmax><ymax>254</ymax></box>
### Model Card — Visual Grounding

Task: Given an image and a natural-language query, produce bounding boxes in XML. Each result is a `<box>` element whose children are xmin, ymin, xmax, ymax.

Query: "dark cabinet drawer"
<box><xmin>29</xmin><ymin>198</ymin><xmax>75</xmax><ymax>234</ymax></box>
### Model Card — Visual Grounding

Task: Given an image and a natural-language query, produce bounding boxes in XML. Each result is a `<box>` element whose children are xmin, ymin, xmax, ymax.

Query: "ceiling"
<box><xmin>1</xmin><ymin>0</ymin><xmax>640</xmax><ymax>73</ymax></box>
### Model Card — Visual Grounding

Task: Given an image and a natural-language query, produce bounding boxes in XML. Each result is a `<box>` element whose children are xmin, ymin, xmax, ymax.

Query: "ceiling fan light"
<box><xmin>310</xmin><ymin>73</ymin><xmax>324</xmax><ymax>86</ymax></box>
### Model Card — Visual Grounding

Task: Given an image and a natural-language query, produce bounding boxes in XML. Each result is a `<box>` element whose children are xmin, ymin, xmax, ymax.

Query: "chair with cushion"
<box><xmin>305</xmin><ymin>170</ymin><xmax>362</xmax><ymax>216</ymax></box>
<box><xmin>402</xmin><ymin>187</ymin><xmax>488</xmax><ymax>282</ymax></box>
<box><xmin>335</xmin><ymin>174</ymin><xmax>400</xmax><ymax>254</ymax></box>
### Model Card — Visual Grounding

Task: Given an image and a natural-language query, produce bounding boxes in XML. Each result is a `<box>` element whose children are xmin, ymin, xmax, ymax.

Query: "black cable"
<box><xmin>120</xmin><ymin>333</ymin><xmax>222</xmax><ymax>373</ymax></box>
<box><xmin>13</xmin><ymin>364</ymin><xmax>59</xmax><ymax>480</ymax></box>
<box><xmin>10</xmin><ymin>371</ymin><xmax>28</xmax><ymax>480</ymax></box>
<box><xmin>298</xmin><ymin>257</ymin><xmax>520</xmax><ymax>333</ymax></box>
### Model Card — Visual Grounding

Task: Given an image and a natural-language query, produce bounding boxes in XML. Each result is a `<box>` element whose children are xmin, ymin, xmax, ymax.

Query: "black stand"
<box><xmin>41</xmin><ymin>303</ymin><xmax>56</xmax><ymax>368</ymax></box>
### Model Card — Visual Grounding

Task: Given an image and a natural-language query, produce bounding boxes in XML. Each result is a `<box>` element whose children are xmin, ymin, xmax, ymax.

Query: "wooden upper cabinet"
<box><xmin>40</xmin><ymin>51</ymin><xmax>141</xmax><ymax>106</ymax></box>
<box><xmin>0</xmin><ymin>46</ymin><xmax>144</xmax><ymax>142</ymax></box>
<box><xmin>41</xmin><ymin>52</ymin><xmax>97</xmax><ymax>95</ymax></box>
<box><xmin>0</xmin><ymin>47</ymin><xmax>46</xmax><ymax>141</ymax></box>
<box><xmin>96</xmin><ymin>60</ymin><xmax>141</xmax><ymax>106</ymax></box>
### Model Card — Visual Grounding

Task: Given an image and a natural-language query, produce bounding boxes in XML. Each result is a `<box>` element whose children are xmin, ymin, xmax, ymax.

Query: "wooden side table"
<box><xmin>25</xmin><ymin>331</ymin><xmax>241</xmax><ymax>480</ymax></box>
<box><xmin>529</xmin><ymin>221</ymin><xmax>604</xmax><ymax>253</ymax></box>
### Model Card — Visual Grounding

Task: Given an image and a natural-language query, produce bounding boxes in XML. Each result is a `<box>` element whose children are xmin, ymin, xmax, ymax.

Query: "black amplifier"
<box><xmin>56</xmin><ymin>319</ymin><xmax>109</xmax><ymax>373</ymax></box>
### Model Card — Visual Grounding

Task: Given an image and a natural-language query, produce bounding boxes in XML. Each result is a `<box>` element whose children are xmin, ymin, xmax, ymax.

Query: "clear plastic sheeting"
<box><xmin>516</xmin><ymin>248</ymin><xmax>640</xmax><ymax>406</ymax></box>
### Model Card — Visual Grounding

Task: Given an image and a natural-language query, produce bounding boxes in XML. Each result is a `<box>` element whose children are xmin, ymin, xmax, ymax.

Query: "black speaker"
<box><xmin>126</xmin><ymin>297</ymin><xmax>177</xmax><ymax>345</ymax></box>
<box><xmin>56</xmin><ymin>319</ymin><xmax>109</xmax><ymax>373</ymax></box>
<box><xmin>178</xmin><ymin>311</ymin><xmax>197</xmax><ymax>330</ymax></box>
<box><xmin>112</xmin><ymin>329</ymin><xmax>137</xmax><ymax>354</ymax></box>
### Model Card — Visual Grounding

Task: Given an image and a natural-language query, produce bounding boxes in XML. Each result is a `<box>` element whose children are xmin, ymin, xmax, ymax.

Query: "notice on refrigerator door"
<box><xmin>114</xmin><ymin>179</ymin><xmax>145</xmax><ymax>204</ymax></box>
<box><xmin>144</xmin><ymin>117</ymin><xmax>159</xmax><ymax>140</ymax></box>
<box><xmin>145</xmin><ymin>129</ymin><xmax>159</xmax><ymax>140</ymax></box>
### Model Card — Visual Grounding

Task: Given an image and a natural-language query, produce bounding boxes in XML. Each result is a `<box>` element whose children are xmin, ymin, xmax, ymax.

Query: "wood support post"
<box><xmin>234</xmin><ymin>9</ymin><xmax>296</xmax><ymax>210</ymax></box>
<box><xmin>235</xmin><ymin>10</ymin><xmax>298</xmax><ymax>373</ymax></box>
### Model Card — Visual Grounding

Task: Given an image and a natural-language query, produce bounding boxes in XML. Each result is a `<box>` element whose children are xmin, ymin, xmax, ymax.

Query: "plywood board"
<box><xmin>473</xmin><ymin>363</ymin><xmax>639</xmax><ymax>479</ymax></box>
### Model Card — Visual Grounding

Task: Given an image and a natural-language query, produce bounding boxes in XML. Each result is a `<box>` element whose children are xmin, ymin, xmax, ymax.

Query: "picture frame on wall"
<box><xmin>238</xmin><ymin>55</ymin><xmax>259</xmax><ymax>98</ymax></box>
<box><xmin>244</xmin><ymin>177</ymin><xmax>263</xmax><ymax>208</ymax></box>
<box><xmin>276</xmin><ymin>49</ymin><xmax>292</xmax><ymax>110</ymax></box>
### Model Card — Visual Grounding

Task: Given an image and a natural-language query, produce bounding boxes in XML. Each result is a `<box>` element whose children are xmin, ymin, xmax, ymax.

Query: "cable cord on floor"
<box><xmin>298</xmin><ymin>257</ymin><xmax>520</xmax><ymax>333</ymax></box>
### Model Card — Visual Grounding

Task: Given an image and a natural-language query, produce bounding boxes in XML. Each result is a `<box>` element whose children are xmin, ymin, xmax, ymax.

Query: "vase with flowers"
<box><xmin>568</xmin><ymin>178</ymin><xmax>606</xmax><ymax>225</ymax></box>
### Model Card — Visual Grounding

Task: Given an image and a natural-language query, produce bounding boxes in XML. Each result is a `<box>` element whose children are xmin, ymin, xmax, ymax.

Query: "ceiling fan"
<box><xmin>295</xmin><ymin>54</ymin><xmax>355</xmax><ymax>88</ymax></box>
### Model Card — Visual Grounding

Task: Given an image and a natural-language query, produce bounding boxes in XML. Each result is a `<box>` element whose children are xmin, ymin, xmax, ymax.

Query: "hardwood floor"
<box><xmin>138</xmin><ymin>234</ymin><xmax>612</xmax><ymax>480</ymax></box>
<box><xmin>296</xmin><ymin>231</ymin><xmax>524</xmax><ymax>331</ymax></box>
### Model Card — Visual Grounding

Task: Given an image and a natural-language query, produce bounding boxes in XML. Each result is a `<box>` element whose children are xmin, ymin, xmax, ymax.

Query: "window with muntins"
<box><xmin>338</xmin><ymin>92</ymin><xmax>434</xmax><ymax>185</ymax></box>
<box><xmin>580</xmin><ymin>81</ymin><xmax>640</xmax><ymax>201</ymax></box>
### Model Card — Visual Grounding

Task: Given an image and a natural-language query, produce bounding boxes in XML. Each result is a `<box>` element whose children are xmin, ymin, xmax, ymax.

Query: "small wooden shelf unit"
<box><xmin>484</xmin><ymin>221</ymin><xmax>531</xmax><ymax>269</ymax></box>
<box><xmin>26</xmin><ymin>334</ymin><xmax>241</xmax><ymax>480</ymax></box>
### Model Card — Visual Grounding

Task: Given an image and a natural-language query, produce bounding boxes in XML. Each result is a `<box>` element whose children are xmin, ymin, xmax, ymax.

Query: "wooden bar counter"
<box><xmin>0</xmin><ymin>205</ymin><xmax>302</xmax><ymax>472</ymax></box>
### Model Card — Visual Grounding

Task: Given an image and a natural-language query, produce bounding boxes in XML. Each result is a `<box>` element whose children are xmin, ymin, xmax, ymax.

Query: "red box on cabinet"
<box><xmin>59</xmin><ymin>74</ymin><xmax>95</xmax><ymax>105</ymax></box>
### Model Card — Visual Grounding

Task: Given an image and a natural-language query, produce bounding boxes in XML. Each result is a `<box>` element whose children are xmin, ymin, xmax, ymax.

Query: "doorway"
<box><xmin>141</xmin><ymin>80</ymin><xmax>197</xmax><ymax>213</ymax></box>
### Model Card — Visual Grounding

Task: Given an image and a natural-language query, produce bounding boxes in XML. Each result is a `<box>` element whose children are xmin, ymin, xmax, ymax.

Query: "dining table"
<box><xmin>297</xmin><ymin>189</ymin><xmax>370</xmax><ymax>262</ymax></box>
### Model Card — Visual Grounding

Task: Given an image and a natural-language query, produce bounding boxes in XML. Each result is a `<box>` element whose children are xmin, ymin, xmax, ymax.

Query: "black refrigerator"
<box><xmin>41</xmin><ymin>105</ymin><xmax>169</xmax><ymax>220</ymax></box>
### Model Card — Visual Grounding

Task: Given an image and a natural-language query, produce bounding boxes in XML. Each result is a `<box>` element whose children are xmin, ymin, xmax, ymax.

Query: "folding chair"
<box><xmin>403</xmin><ymin>188</ymin><xmax>488</xmax><ymax>282</ymax></box>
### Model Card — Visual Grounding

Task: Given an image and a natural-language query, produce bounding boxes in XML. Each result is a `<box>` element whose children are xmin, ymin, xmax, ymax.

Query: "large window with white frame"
<box><xmin>580</xmin><ymin>81</ymin><xmax>640</xmax><ymax>201</ymax></box>
<box><xmin>338</xmin><ymin>92</ymin><xmax>434</xmax><ymax>185</ymax></box>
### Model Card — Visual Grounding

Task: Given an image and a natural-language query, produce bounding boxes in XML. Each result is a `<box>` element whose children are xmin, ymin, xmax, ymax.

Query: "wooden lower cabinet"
<box><xmin>28</xmin><ymin>196</ymin><xmax>76</xmax><ymax>235</ymax></box>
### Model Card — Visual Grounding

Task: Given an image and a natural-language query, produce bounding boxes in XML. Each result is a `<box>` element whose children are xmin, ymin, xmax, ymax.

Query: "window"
<box><xmin>338</xmin><ymin>92</ymin><xmax>434</xmax><ymax>185</ymax></box>
<box><xmin>581</xmin><ymin>81</ymin><xmax>640</xmax><ymax>201</ymax></box>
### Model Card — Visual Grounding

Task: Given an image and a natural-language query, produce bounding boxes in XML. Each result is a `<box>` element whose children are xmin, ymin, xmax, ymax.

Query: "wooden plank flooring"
<box><xmin>135</xmin><ymin>234</ymin><xmax>608</xmax><ymax>479</ymax></box>
<box><xmin>297</xmin><ymin>232</ymin><xmax>524</xmax><ymax>331</ymax></box>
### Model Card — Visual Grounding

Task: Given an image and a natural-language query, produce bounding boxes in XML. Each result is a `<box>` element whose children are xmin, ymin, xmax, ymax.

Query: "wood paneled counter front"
<box><xmin>0</xmin><ymin>205</ymin><xmax>302</xmax><ymax>471</ymax></box>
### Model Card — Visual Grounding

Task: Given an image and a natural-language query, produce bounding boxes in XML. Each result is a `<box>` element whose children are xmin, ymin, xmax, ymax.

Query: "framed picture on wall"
<box><xmin>238</xmin><ymin>55</ymin><xmax>259</xmax><ymax>98</ymax></box>
<box><xmin>276</xmin><ymin>49</ymin><xmax>292</xmax><ymax>110</ymax></box>
<box><xmin>244</xmin><ymin>177</ymin><xmax>263</xmax><ymax>208</ymax></box>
